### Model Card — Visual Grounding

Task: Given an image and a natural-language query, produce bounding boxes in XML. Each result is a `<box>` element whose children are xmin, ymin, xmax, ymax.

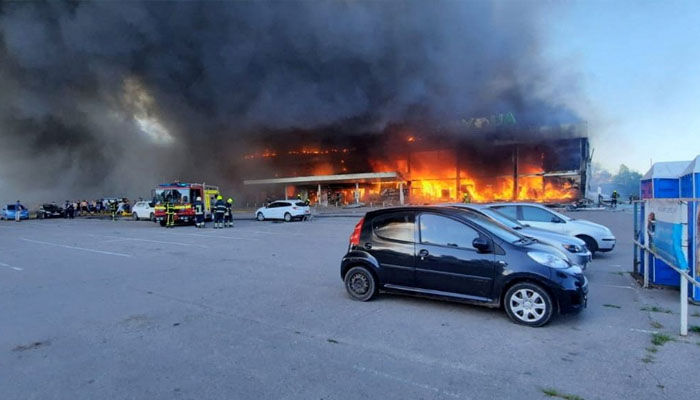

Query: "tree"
<box><xmin>611</xmin><ymin>164</ymin><xmax>642</xmax><ymax>198</ymax></box>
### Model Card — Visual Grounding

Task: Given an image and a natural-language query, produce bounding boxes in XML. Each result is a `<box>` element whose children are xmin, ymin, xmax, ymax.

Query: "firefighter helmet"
<box><xmin>227</xmin><ymin>198</ymin><xmax>233</xmax><ymax>204</ymax></box>
<box><xmin>216</xmin><ymin>195</ymin><xmax>223</xmax><ymax>200</ymax></box>
<box><xmin>196</xmin><ymin>196</ymin><xmax>202</xmax><ymax>201</ymax></box>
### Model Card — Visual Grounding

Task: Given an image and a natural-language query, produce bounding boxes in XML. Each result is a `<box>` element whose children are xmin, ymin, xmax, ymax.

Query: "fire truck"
<box><xmin>152</xmin><ymin>182</ymin><xmax>220</xmax><ymax>226</ymax></box>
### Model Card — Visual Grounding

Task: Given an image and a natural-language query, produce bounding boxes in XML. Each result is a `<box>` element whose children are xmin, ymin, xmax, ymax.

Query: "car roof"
<box><xmin>365</xmin><ymin>206</ymin><xmax>476</xmax><ymax>218</ymax></box>
<box><xmin>485</xmin><ymin>202</ymin><xmax>549</xmax><ymax>207</ymax></box>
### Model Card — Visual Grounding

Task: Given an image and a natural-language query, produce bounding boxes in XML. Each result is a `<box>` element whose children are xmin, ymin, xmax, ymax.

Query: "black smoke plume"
<box><xmin>0</xmin><ymin>1</ymin><xmax>580</xmax><ymax>203</ymax></box>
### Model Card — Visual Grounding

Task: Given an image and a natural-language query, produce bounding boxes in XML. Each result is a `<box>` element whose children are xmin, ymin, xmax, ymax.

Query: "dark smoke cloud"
<box><xmin>0</xmin><ymin>1</ymin><xmax>580</xmax><ymax>204</ymax></box>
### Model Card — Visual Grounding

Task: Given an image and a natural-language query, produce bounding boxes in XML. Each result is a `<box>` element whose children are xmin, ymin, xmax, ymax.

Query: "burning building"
<box><xmin>241</xmin><ymin>121</ymin><xmax>590</xmax><ymax>206</ymax></box>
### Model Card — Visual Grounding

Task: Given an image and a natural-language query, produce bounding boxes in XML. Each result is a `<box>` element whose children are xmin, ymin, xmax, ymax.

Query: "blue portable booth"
<box><xmin>640</xmin><ymin>161</ymin><xmax>690</xmax><ymax>286</ymax></box>
<box><xmin>680</xmin><ymin>156</ymin><xmax>700</xmax><ymax>301</ymax></box>
<box><xmin>641</xmin><ymin>161</ymin><xmax>689</xmax><ymax>199</ymax></box>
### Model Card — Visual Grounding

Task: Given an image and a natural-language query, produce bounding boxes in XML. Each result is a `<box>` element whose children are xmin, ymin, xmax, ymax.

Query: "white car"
<box><xmin>131</xmin><ymin>201</ymin><xmax>155</xmax><ymax>221</ymax></box>
<box><xmin>256</xmin><ymin>200</ymin><xmax>310</xmax><ymax>222</ymax></box>
<box><xmin>487</xmin><ymin>202</ymin><xmax>616</xmax><ymax>255</ymax></box>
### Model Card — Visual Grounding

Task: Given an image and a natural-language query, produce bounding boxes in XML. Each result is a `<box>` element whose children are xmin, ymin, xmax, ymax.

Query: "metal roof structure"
<box><xmin>642</xmin><ymin>161</ymin><xmax>690</xmax><ymax>180</ymax></box>
<box><xmin>244</xmin><ymin>171</ymin><xmax>405</xmax><ymax>186</ymax></box>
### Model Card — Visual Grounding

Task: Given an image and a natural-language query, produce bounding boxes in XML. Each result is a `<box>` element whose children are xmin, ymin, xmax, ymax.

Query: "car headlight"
<box><xmin>561</xmin><ymin>243</ymin><xmax>582</xmax><ymax>253</ymax></box>
<box><xmin>528</xmin><ymin>251</ymin><xmax>570</xmax><ymax>269</ymax></box>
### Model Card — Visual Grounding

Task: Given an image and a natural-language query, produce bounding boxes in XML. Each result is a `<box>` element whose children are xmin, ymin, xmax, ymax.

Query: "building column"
<box><xmin>317</xmin><ymin>184</ymin><xmax>322</xmax><ymax>206</ymax></box>
<box><xmin>355</xmin><ymin>182</ymin><xmax>360</xmax><ymax>204</ymax></box>
<box><xmin>399</xmin><ymin>182</ymin><xmax>405</xmax><ymax>205</ymax></box>
<box><xmin>285</xmin><ymin>185</ymin><xmax>288</xmax><ymax>200</ymax></box>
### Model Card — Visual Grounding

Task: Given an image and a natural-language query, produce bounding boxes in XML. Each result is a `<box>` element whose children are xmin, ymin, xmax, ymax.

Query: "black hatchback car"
<box><xmin>37</xmin><ymin>204</ymin><xmax>64</xmax><ymax>219</ymax></box>
<box><xmin>340</xmin><ymin>207</ymin><xmax>588</xmax><ymax>326</ymax></box>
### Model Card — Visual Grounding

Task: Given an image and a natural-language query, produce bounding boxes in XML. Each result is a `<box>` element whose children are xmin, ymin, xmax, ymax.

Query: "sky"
<box><xmin>544</xmin><ymin>0</ymin><xmax>700</xmax><ymax>173</ymax></box>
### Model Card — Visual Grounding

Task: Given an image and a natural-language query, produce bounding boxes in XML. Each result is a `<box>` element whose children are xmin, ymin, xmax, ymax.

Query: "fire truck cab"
<box><xmin>153</xmin><ymin>182</ymin><xmax>220</xmax><ymax>226</ymax></box>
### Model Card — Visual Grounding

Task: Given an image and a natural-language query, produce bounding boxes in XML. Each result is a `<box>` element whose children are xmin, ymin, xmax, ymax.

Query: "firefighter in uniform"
<box><xmin>165</xmin><ymin>201</ymin><xmax>175</xmax><ymax>228</ymax></box>
<box><xmin>611</xmin><ymin>190</ymin><xmax>620</xmax><ymax>208</ymax></box>
<box><xmin>110</xmin><ymin>201</ymin><xmax>118</xmax><ymax>221</ymax></box>
<box><xmin>194</xmin><ymin>196</ymin><xmax>205</xmax><ymax>228</ymax></box>
<box><xmin>225</xmin><ymin>198</ymin><xmax>234</xmax><ymax>227</ymax></box>
<box><xmin>214</xmin><ymin>195</ymin><xmax>226</xmax><ymax>229</ymax></box>
<box><xmin>462</xmin><ymin>191</ymin><xmax>471</xmax><ymax>204</ymax></box>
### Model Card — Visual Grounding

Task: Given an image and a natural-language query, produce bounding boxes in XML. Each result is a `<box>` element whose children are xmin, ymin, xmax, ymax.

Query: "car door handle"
<box><xmin>418</xmin><ymin>249</ymin><xmax>429</xmax><ymax>260</ymax></box>
<box><xmin>364</xmin><ymin>242</ymin><xmax>372</xmax><ymax>250</ymax></box>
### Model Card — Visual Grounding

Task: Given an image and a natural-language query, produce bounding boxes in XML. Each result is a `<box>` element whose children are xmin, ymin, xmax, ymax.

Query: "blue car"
<box><xmin>1</xmin><ymin>204</ymin><xmax>29</xmax><ymax>220</ymax></box>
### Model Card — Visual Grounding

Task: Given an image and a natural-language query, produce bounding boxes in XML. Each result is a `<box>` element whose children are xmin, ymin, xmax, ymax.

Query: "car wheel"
<box><xmin>577</xmin><ymin>235</ymin><xmax>598</xmax><ymax>256</ymax></box>
<box><xmin>132</xmin><ymin>213</ymin><xmax>139</xmax><ymax>221</ymax></box>
<box><xmin>504</xmin><ymin>282</ymin><xmax>553</xmax><ymax>327</ymax></box>
<box><xmin>149</xmin><ymin>213</ymin><xmax>155</xmax><ymax>222</ymax></box>
<box><xmin>257</xmin><ymin>212</ymin><xmax>265</xmax><ymax>221</ymax></box>
<box><xmin>344</xmin><ymin>266</ymin><xmax>377</xmax><ymax>301</ymax></box>
<box><xmin>284</xmin><ymin>212</ymin><xmax>292</xmax><ymax>222</ymax></box>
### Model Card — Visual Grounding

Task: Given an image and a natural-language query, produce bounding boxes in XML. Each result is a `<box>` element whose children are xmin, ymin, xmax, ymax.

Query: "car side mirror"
<box><xmin>472</xmin><ymin>237</ymin><xmax>492</xmax><ymax>253</ymax></box>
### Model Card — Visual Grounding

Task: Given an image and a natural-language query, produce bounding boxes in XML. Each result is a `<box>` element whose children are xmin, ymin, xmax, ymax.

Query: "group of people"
<box><xmin>164</xmin><ymin>194</ymin><xmax>234</xmax><ymax>229</ymax></box>
<box><xmin>63</xmin><ymin>198</ymin><xmax>130</xmax><ymax>219</ymax></box>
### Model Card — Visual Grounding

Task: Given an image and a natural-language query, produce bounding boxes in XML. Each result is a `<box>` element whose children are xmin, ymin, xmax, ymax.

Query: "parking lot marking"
<box><xmin>0</xmin><ymin>261</ymin><xmax>22</xmax><ymax>271</ymax></box>
<box><xmin>164</xmin><ymin>232</ymin><xmax>256</xmax><ymax>241</ymax></box>
<box><xmin>630</xmin><ymin>328</ymin><xmax>658</xmax><ymax>334</ymax></box>
<box><xmin>593</xmin><ymin>284</ymin><xmax>635</xmax><ymax>290</ymax></box>
<box><xmin>87</xmin><ymin>234</ymin><xmax>209</xmax><ymax>248</ymax></box>
<box><xmin>20</xmin><ymin>238</ymin><xmax>131</xmax><ymax>257</ymax></box>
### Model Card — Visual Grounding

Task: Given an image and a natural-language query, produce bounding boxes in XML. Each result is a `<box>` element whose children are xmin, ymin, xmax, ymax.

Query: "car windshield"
<box><xmin>478</xmin><ymin>208</ymin><xmax>523</xmax><ymax>229</ymax></box>
<box><xmin>547</xmin><ymin>207</ymin><xmax>572</xmax><ymax>221</ymax></box>
<box><xmin>155</xmin><ymin>189</ymin><xmax>190</xmax><ymax>204</ymax></box>
<box><xmin>455</xmin><ymin>210</ymin><xmax>526</xmax><ymax>243</ymax></box>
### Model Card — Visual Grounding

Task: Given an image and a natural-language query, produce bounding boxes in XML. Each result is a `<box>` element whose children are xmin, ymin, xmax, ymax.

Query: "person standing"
<box><xmin>14</xmin><ymin>200</ymin><xmax>21</xmax><ymax>222</ymax></box>
<box><xmin>225</xmin><ymin>197</ymin><xmax>234</xmax><ymax>227</ymax></box>
<box><xmin>611</xmin><ymin>190</ymin><xmax>619</xmax><ymax>208</ymax></box>
<box><xmin>214</xmin><ymin>195</ymin><xmax>226</xmax><ymax>229</ymax></box>
<box><xmin>193</xmin><ymin>196</ymin><xmax>205</xmax><ymax>228</ymax></box>
<box><xmin>110</xmin><ymin>201</ymin><xmax>118</xmax><ymax>221</ymax></box>
<box><xmin>165</xmin><ymin>201</ymin><xmax>175</xmax><ymax>228</ymax></box>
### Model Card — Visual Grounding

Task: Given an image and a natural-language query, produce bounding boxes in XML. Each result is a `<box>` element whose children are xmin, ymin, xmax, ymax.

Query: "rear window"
<box><xmin>491</xmin><ymin>205</ymin><xmax>518</xmax><ymax>220</ymax></box>
<box><xmin>372</xmin><ymin>212</ymin><xmax>415</xmax><ymax>242</ymax></box>
<box><xmin>295</xmin><ymin>202</ymin><xmax>306</xmax><ymax>207</ymax></box>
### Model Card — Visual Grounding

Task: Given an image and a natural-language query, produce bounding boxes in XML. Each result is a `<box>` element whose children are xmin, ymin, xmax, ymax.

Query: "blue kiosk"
<box><xmin>680</xmin><ymin>156</ymin><xmax>700</xmax><ymax>301</ymax></box>
<box><xmin>639</xmin><ymin>161</ymin><xmax>690</xmax><ymax>286</ymax></box>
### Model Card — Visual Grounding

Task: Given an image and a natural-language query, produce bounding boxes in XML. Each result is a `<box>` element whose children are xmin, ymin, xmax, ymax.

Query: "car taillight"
<box><xmin>349</xmin><ymin>217</ymin><xmax>365</xmax><ymax>247</ymax></box>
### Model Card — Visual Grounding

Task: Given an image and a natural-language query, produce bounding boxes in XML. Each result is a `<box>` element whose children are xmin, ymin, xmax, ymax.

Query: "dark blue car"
<box><xmin>340</xmin><ymin>206</ymin><xmax>588</xmax><ymax>327</ymax></box>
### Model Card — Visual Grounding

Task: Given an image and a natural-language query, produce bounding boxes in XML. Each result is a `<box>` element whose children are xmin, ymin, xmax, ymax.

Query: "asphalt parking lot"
<box><xmin>1</xmin><ymin>210</ymin><xmax>699</xmax><ymax>400</ymax></box>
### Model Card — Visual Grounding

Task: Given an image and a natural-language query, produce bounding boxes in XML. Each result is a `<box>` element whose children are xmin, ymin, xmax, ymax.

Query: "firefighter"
<box><xmin>214</xmin><ymin>195</ymin><xmax>226</xmax><ymax>229</ymax></box>
<box><xmin>462</xmin><ymin>191</ymin><xmax>471</xmax><ymax>204</ymax></box>
<box><xmin>110</xmin><ymin>200</ymin><xmax>118</xmax><ymax>221</ymax></box>
<box><xmin>611</xmin><ymin>190</ymin><xmax>619</xmax><ymax>208</ymax></box>
<box><xmin>225</xmin><ymin>197</ymin><xmax>234</xmax><ymax>227</ymax></box>
<box><xmin>193</xmin><ymin>196</ymin><xmax>205</xmax><ymax>228</ymax></box>
<box><xmin>165</xmin><ymin>200</ymin><xmax>175</xmax><ymax>228</ymax></box>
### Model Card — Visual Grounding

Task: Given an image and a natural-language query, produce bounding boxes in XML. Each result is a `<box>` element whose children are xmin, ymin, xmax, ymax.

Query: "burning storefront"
<box><xmin>241</xmin><ymin>122</ymin><xmax>590</xmax><ymax>206</ymax></box>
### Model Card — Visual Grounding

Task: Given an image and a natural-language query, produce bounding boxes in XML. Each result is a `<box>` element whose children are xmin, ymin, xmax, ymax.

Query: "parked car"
<box><xmin>131</xmin><ymin>201</ymin><xmax>155</xmax><ymax>221</ymax></box>
<box><xmin>255</xmin><ymin>201</ymin><xmax>310</xmax><ymax>222</ymax></box>
<box><xmin>1</xmin><ymin>204</ymin><xmax>29</xmax><ymax>220</ymax></box>
<box><xmin>37</xmin><ymin>203</ymin><xmax>64</xmax><ymax>219</ymax></box>
<box><xmin>444</xmin><ymin>204</ymin><xmax>591</xmax><ymax>269</ymax></box>
<box><xmin>487</xmin><ymin>203</ymin><xmax>616</xmax><ymax>255</ymax></box>
<box><xmin>341</xmin><ymin>206</ymin><xmax>588</xmax><ymax>326</ymax></box>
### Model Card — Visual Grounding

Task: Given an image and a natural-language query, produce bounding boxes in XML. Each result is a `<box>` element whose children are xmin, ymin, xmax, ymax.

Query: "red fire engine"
<box><xmin>152</xmin><ymin>182</ymin><xmax>220</xmax><ymax>226</ymax></box>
